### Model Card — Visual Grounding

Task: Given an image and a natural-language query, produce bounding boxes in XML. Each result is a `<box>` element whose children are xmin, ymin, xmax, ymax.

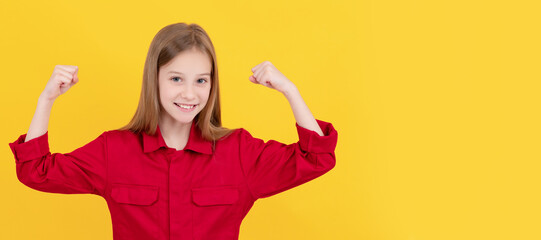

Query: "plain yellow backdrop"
<box><xmin>1</xmin><ymin>0</ymin><xmax>541</xmax><ymax>239</ymax></box>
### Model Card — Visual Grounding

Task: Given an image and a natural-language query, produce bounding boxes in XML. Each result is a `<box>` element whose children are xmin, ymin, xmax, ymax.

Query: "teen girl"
<box><xmin>9</xmin><ymin>22</ymin><xmax>338</xmax><ymax>240</ymax></box>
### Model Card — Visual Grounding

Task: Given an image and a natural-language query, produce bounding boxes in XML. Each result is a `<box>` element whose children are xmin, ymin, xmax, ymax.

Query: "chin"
<box><xmin>164</xmin><ymin>106</ymin><xmax>202</xmax><ymax>124</ymax></box>
<box><xmin>174</xmin><ymin>116</ymin><xmax>196</xmax><ymax>124</ymax></box>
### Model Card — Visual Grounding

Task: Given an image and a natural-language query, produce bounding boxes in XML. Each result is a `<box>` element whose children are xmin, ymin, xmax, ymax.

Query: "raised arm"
<box><xmin>243</xmin><ymin>61</ymin><xmax>337</xmax><ymax>199</ymax></box>
<box><xmin>8</xmin><ymin>65</ymin><xmax>107</xmax><ymax>196</ymax></box>
<box><xmin>249</xmin><ymin>60</ymin><xmax>324</xmax><ymax>136</ymax></box>
<box><xmin>25</xmin><ymin>65</ymin><xmax>79</xmax><ymax>142</ymax></box>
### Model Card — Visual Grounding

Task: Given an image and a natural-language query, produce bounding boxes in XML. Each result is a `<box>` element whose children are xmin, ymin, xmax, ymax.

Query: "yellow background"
<box><xmin>1</xmin><ymin>0</ymin><xmax>540</xmax><ymax>239</ymax></box>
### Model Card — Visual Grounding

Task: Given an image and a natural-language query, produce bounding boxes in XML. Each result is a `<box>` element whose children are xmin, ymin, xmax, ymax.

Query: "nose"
<box><xmin>180</xmin><ymin>83</ymin><xmax>195</xmax><ymax>100</ymax></box>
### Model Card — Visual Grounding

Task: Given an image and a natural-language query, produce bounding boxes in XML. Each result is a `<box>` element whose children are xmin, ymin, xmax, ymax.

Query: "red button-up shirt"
<box><xmin>9</xmin><ymin>119</ymin><xmax>338</xmax><ymax>240</ymax></box>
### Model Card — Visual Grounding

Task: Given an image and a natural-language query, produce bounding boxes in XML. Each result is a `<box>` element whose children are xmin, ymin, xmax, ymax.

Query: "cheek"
<box><xmin>158</xmin><ymin>88</ymin><xmax>166</xmax><ymax>102</ymax></box>
<box><xmin>159</xmin><ymin>83</ymin><xmax>173</xmax><ymax>99</ymax></box>
<box><xmin>199</xmin><ymin>87</ymin><xmax>211</xmax><ymax>100</ymax></box>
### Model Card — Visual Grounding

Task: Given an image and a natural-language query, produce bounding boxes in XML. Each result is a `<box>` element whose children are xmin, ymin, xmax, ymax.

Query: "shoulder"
<box><xmin>219</xmin><ymin>127</ymin><xmax>246</xmax><ymax>140</ymax></box>
<box><xmin>99</xmin><ymin>129</ymin><xmax>139</xmax><ymax>142</ymax></box>
<box><xmin>228</xmin><ymin>127</ymin><xmax>257</xmax><ymax>138</ymax></box>
<box><xmin>216</xmin><ymin>127</ymin><xmax>258</xmax><ymax>143</ymax></box>
<box><xmin>218</xmin><ymin>127</ymin><xmax>268</xmax><ymax>148</ymax></box>
<box><xmin>102</xmin><ymin>129</ymin><xmax>132</xmax><ymax>136</ymax></box>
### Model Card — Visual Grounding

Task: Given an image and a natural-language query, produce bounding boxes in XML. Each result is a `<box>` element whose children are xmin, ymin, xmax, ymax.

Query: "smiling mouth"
<box><xmin>174</xmin><ymin>103</ymin><xmax>198</xmax><ymax>109</ymax></box>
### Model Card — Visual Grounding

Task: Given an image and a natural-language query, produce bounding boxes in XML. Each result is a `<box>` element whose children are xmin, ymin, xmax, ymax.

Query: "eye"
<box><xmin>171</xmin><ymin>77</ymin><xmax>181</xmax><ymax>82</ymax></box>
<box><xmin>197</xmin><ymin>78</ymin><xmax>208</xmax><ymax>84</ymax></box>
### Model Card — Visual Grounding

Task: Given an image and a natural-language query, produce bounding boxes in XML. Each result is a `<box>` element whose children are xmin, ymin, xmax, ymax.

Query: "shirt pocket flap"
<box><xmin>192</xmin><ymin>186</ymin><xmax>239</xmax><ymax>206</ymax></box>
<box><xmin>111</xmin><ymin>183</ymin><xmax>159</xmax><ymax>205</ymax></box>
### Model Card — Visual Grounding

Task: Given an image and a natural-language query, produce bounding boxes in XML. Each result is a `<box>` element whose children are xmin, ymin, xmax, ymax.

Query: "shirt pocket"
<box><xmin>110</xmin><ymin>183</ymin><xmax>160</xmax><ymax>239</ymax></box>
<box><xmin>191</xmin><ymin>185</ymin><xmax>239</xmax><ymax>239</ymax></box>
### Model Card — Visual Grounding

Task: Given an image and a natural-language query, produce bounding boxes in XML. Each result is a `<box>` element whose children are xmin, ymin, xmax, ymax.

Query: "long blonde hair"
<box><xmin>117</xmin><ymin>22</ymin><xmax>234</xmax><ymax>142</ymax></box>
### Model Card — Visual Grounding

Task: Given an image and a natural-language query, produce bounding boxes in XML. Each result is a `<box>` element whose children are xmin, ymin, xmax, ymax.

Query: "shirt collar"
<box><xmin>142</xmin><ymin>121</ymin><xmax>213</xmax><ymax>155</ymax></box>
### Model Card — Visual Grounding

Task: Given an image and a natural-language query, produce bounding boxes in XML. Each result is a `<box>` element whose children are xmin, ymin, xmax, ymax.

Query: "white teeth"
<box><xmin>175</xmin><ymin>103</ymin><xmax>196</xmax><ymax>109</ymax></box>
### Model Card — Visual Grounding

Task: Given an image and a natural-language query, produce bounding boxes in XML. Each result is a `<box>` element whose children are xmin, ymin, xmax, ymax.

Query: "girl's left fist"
<box><xmin>249</xmin><ymin>61</ymin><xmax>295</xmax><ymax>94</ymax></box>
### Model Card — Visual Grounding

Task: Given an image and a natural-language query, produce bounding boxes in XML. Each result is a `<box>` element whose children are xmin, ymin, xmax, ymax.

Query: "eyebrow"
<box><xmin>168</xmin><ymin>71</ymin><xmax>211</xmax><ymax>76</ymax></box>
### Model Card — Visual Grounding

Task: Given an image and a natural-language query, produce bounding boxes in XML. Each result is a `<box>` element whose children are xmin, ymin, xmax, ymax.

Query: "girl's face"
<box><xmin>158</xmin><ymin>47</ymin><xmax>212</xmax><ymax>125</ymax></box>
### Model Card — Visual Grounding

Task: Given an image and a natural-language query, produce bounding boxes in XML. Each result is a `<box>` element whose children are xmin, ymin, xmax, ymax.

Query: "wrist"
<box><xmin>281</xmin><ymin>84</ymin><xmax>299</xmax><ymax>98</ymax></box>
<box><xmin>38</xmin><ymin>94</ymin><xmax>55</xmax><ymax>107</ymax></box>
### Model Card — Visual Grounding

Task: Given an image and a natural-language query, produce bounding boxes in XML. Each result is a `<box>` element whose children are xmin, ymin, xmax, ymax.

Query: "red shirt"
<box><xmin>9</xmin><ymin>119</ymin><xmax>337</xmax><ymax>240</ymax></box>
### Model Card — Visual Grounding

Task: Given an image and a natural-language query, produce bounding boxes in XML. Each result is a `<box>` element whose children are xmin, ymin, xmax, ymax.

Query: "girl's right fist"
<box><xmin>40</xmin><ymin>65</ymin><xmax>79</xmax><ymax>102</ymax></box>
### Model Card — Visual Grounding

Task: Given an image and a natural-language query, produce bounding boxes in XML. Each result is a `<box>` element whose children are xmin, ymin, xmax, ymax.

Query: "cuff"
<box><xmin>295</xmin><ymin>119</ymin><xmax>338</xmax><ymax>153</ymax></box>
<box><xmin>8</xmin><ymin>131</ymin><xmax>50</xmax><ymax>163</ymax></box>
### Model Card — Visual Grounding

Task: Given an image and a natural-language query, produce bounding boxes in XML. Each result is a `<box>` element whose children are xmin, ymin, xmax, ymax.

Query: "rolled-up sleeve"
<box><xmin>8</xmin><ymin>131</ymin><xmax>108</xmax><ymax>196</ymax></box>
<box><xmin>239</xmin><ymin>119</ymin><xmax>338</xmax><ymax>200</ymax></box>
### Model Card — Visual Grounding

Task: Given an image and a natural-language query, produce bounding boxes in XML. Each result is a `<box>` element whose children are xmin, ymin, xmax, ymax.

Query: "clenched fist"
<box><xmin>40</xmin><ymin>65</ymin><xmax>79</xmax><ymax>102</ymax></box>
<box><xmin>249</xmin><ymin>61</ymin><xmax>295</xmax><ymax>94</ymax></box>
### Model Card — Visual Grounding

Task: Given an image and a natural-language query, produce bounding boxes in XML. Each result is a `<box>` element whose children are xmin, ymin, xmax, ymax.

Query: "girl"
<box><xmin>9</xmin><ymin>22</ymin><xmax>338</xmax><ymax>240</ymax></box>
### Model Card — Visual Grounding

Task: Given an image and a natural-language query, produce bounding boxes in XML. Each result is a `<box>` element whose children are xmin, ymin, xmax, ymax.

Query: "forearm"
<box><xmin>282</xmin><ymin>85</ymin><xmax>324</xmax><ymax>136</ymax></box>
<box><xmin>25</xmin><ymin>95</ymin><xmax>54</xmax><ymax>142</ymax></box>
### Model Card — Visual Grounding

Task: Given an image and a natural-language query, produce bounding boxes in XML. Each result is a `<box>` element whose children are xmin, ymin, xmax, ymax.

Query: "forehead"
<box><xmin>161</xmin><ymin>48</ymin><xmax>212</xmax><ymax>73</ymax></box>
